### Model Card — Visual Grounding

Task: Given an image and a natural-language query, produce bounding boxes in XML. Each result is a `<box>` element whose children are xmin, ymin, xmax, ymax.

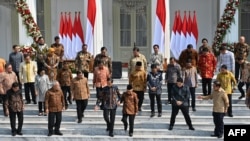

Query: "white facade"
<box><xmin>0</xmin><ymin>0</ymin><xmax>239</xmax><ymax>62</ymax></box>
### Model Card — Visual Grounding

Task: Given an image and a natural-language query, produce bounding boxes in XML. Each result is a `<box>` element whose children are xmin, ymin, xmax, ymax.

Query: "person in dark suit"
<box><xmin>168</xmin><ymin>77</ymin><xmax>195</xmax><ymax>131</ymax></box>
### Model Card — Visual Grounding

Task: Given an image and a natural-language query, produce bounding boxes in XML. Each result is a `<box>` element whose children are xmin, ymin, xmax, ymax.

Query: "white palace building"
<box><xmin>0</xmin><ymin>0</ymin><xmax>249</xmax><ymax>63</ymax></box>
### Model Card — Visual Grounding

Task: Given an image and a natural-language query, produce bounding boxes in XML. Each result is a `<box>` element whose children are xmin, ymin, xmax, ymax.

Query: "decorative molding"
<box><xmin>212</xmin><ymin>0</ymin><xmax>239</xmax><ymax>56</ymax></box>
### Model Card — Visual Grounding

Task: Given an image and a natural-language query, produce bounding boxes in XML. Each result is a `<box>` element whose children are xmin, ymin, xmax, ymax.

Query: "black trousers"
<box><xmin>235</xmin><ymin>62</ymin><xmax>240</xmax><ymax>81</ymax></box>
<box><xmin>1</xmin><ymin>94</ymin><xmax>7</xmax><ymax>115</ymax></box>
<box><xmin>149</xmin><ymin>93</ymin><xmax>162</xmax><ymax>113</ymax></box>
<box><xmin>170</xmin><ymin>104</ymin><xmax>193</xmax><ymax>128</ymax></box>
<box><xmin>238</xmin><ymin>82</ymin><xmax>250</xmax><ymax>97</ymax></box>
<box><xmin>48</xmin><ymin>112</ymin><xmax>62</xmax><ymax>133</ymax></box>
<box><xmin>24</xmin><ymin>82</ymin><xmax>36</xmax><ymax>103</ymax></box>
<box><xmin>83</xmin><ymin>71</ymin><xmax>89</xmax><ymax>79</ymax></box>
<box><xmin>58</xmin><ymin>62</ymin><xmax>63</xmax><ymax>70</ymax></box>
<box><xmin>122</xmin><ymin>114</ymin><xmax>135</xmax><ymax>134</ymax></box>
<box><xmin>167</xmin><ymin>83</ymin><xmax>175</xmax><ymax>102</ymax></box>
<box><xmin>213</xmin><ymin>112</ymin><xmax>225</xmax><ymax>136</ymax></box>
<box><xmin>189</xmin><ymin>87</ymin><xmax>196</xmax><ymax>108</ymax></box>
<box><xmin>75</xmin><ymin>99</ymin><xmax>88</xmax><ymax>120</ymax></box>
<box><xmin>37</xmin><ymin>62</ymin><xmax>45</xmax><ymax>72</ymax></box>
<box><xmin>38</xmin><ymin>102</ymin><xmax>45</xmax><ymax>113</ymax></box>
<box><xmin>9</xmin><ymin>110</ymin><xmax>23</xmax><ymax>134</ymax></box>
<box><xmin>61</xmin><ymin>86</ymin><xmax>71</xmax><ymax>106</ymax></box>
<box><xmin>103</xmin><ymin>109</ymin><xmax>116</xmax><ymax>134</ymax></box>
<box><xmin>227</xmin><ymin>94</ymin><xmax>233</xmax><ymax>115</ymax></box>
<box><xmin>14</xmin><ymin>71</ymin><xmax>22</xmax><ymax>89</ymax></box>
<box><xmin>201</xmin><ymin>78</ymin><xmax>212</xmax><ymax>96</ymax></box>
<box><xmin>133</xmin><ymin>91</ymin><xmax>144</xmax><ymax>109</ymax></box>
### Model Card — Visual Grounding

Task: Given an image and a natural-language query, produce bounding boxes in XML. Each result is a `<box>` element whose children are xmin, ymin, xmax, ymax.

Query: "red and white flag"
<box><xmin>191</xmin><ymin>11</ymin><xmax>198</xmax><ymax>49</ymax></box>
<box><xmin>86</xmin><ymin>0</ymin><xmax>96</xmax><ymax>54</ymax></box>
<box><xmin>153</xmin><ymin>0</ymin><xmax>166</xmax><ymax>53</ymax></box>
<box><xmin>66</xmin><ymin>13</ymin><xmax>73</xmax><ymax>59</ymax></box>
<box><xmin>75</xmin><ymin>12</ymin><xmax>84</xmax><ymax>54</ymax></box>
<box><xmin>186</xmin><ymin>11</ymin><xmax>192</xmax><ymax>48</ymax></box>
<box><xmin>59</xmin><ymin>12</ymin><xmax>64</xmax><ymax>44</ymax></box>
<box><xmin>170</xmin><ymin>11</ymin><xmax>178</xmax><ymax>58</ymax></box>
<box><xmin>180</xmin><ymin>11</ymin><xmax>187</xmax><ymax>54</ymax></box>
<box><xmin>62</xmin><ymin>12</ymin><xmax>68</xmax><ymax>59</ymax></box>
<box><xmin>72</xmin><ymin>12</ymin><xmax>77</xmax><ymax>59</ymax></box>
<box><xmin>175</xmin><ymin>11</ymin><xmax>182</xmax><ymax>58</ymax></box>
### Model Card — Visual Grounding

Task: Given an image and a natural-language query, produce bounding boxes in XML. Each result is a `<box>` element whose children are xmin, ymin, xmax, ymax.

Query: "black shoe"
<box><xmin>139</xmin><ymin>108</ymin><xmax>142</xmax><ymax>111</ymax></box>
<box><xmin>210</xmin><ymin>134</ymin><xmax>218</xmax><ymax>137</ymax></box>
<box><xmin>17</xmin><ymin>132</ymin><xmax>23</xmax><ymax>135</ymax></box>
<box><xmin>168</xmin><ymin>126</ymin><xmax>173</xmax><ymax>130</ymax></box>
<box><xmin>167</xmin><ymin>101</ymin><xmax>171</xmax><ymax>104</ymax></box>
<box><xmin>192</xmin><ymin>108</ymin><xmax>196</xmax><ymax>111</ymax></box>
<box><xmin>109</xmin><ymin>132</ymin><xmax>114</xmax><ymax>137</ymax></box>
<box><xmin>25</xmin><ymin>101</ymin><xmax>31</xmax><ymax>104</ymax></box>
<box><xmin>238</xmin><ymin>96</ymin><xmax>245</xmax><ymax>99</ymax></box>
<box><xmin>189</xmin><ymin>127</ymin><xmax>195</xmax><ymax>130</ymax></box>
<box><xmin>78</xmin><ymin>119</ymin><xmax>82</xmax><ymax>123</ymax></box>
<box><xmin>129</xmin><ymin>133</ymin><xmax>133</xmax><ymax>137</ymax></box>
<box><xmin>33</xmin><ymin>101</ymin><xmax>37</xmax><ymax>104</ymax></box>
<box><xmin>228</xmin><ymin>114</ymin><xmax>233</xmax><ymax>117</ymax></box>
<box><xmin>48</xmin><ymin>133</ymin><xmax>52</xmax><ymax>136</ymax></box>
<box><xmin>54</xmin><ymin>131</ymin><xmax>63</xmax><ymax>136</ymax></box>
<box><xmin>150</xmin><ymin>112</ymin><xmax>155</xmax><ymax>117</ymax></box>
<box><xmin>68</xmin><ymin>100</ymin><xmax>72</xmax><ymax>105</ymax></box>
<box><xmin>12</xmin><ymin>132</ymin><xmax>16</xmax><ymax>136</ymax></box>
<box><xmin>218</xmin><ymin>134</ymin><xmax>223</xmax><ymax>138</ymax></box>
<box><xmin>158</xmin><ymin>113</ymin><xmax>162</xmax><ymax>117</ymax></box>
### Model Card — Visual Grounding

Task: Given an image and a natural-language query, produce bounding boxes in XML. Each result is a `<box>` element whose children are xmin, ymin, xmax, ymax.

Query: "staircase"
<box><xmin>0</xmin><ymin>69</ymin><xmax>250</xmax><ymax>141</ymax></box>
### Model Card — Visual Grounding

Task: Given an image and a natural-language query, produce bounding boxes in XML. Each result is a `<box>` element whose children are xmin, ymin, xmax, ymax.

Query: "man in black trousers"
<box><xmin>4</xmin><ymin>82</ymin><xmax>24</xmax><ymax>136</ymax></box>
<box><xmin>95</xmin><ymin>78</ymin><xmax>121</xmax><ymax>137</ymax></box>
<box><xmin>168</xmin><ymin>77</ymin><xmax>195</xmax><ymax>131</ymax></box>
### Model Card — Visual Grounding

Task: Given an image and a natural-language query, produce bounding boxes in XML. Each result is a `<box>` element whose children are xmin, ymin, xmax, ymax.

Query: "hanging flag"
<box><xmin>170</xmin><ymin>11</ymin><xmax>178</xmax><ymax>59</ymax></box>
<box><xmin>76</xmin><ymin>12</ymin><xmax>84</xmax><ymax>53</ymax></box>
<box><xmin>62</xmin><ymin>12</ymin><xmax>68</xmax><ymax>59</ymax></box>
<box><xmin>66</xmin><ymin>12</ymin><xmax>73</xmax><ymax>59</ymax></box>
<box><xmin>153</xmin><ymin>0</ymin><xmax>166</xmax><ymax>53</ymax></box>
<box><xmin>179</xmin><ymin>11</ymin><xmax>187</xmax><ymax>55</ymax></box>
<box><xmin>59</xmin><ymin>12</ymin><xmax>64</xmax><ymax>44</ymax></box>
<box><xmin>86</xmin><ymin>0</ymin><xmax>96</xmax><ymax>54</ymax></box>
<box><xmin>191</xmin><ymin>11</ymin><xmax>198</xmax><ymax>49</ymax></box>
<box><xmin>175</xmin><ymin>11</ymin><xmax>182</xmax><ymax>59</ymax></box>
<box><xmin>72</xmin><ymin>12</ymin><xmax>77</xmax><ymax>59</ymax></box>
<box><xmin>186</xmin><ymin>11</ymin><xmax>192</xmax><ymax>47</ymax></box>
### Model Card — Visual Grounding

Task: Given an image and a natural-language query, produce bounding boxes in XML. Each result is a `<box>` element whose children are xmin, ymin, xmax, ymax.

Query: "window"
<box><xmin>240</xmin><ymin>0</ymin><xmax>250</xmax><ymax>43</ymax></box>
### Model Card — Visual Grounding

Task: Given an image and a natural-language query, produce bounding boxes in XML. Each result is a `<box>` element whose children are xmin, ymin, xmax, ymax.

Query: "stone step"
<box><xmin>1</xmin><ymin>109</ymin><xmax>250</xmax><ymax>117</ymax></box>
<box><xmin>0</xmin><ymin>114</ymin><xmax>249</xmax><ymax>123</ymax></box>
<box><xmin>8</xmin><ymin>103</ymin><xmax>247</xmax><ymax>109</ymax></box>
<box><xmin>0</xmin><ymin>136</ymin><xmax>223</xmax><ymax>141</ymax></box>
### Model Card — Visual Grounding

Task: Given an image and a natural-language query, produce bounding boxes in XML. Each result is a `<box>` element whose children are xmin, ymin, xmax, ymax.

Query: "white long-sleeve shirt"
<box><xmin>217</xmin><ymin>50</ymin><xmax>235</xmax><ymax>73</ymax></box>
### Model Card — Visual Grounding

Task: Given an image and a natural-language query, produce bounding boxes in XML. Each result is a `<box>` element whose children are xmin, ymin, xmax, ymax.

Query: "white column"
<box><xmin>93</xmin><ymin>0</ymin><xmax>104</xmax><ymax>56</ymax></box>
<box><xmin>165</xmin><ymin>0</ymin><xmax>170</xmax><ymax>59</ymax></box>
<box><xmin>219</xmin><ymin>0</ymin><xmax>239</xmax><ymax>43</ymax></box>
<box><xmin>151</xmin><ymin>0</ymin><xmax>170</xmax><ymax>59</ymax></box>
<box><xmin>18</xmin><ymin>0</ymin><xmax>37</xmax><ymax>46</ymax></box>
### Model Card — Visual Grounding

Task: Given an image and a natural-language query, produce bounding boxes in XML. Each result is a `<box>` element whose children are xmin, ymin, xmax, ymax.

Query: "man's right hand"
<box><xmin>46</xmin><ymin>109</ymin><xmax>49</xmax><ymax>114</ymax></box>
<box><xmin>5</xmin><ymin>110</ymin><xmax>9</xmax><ymax>116</ymax></box>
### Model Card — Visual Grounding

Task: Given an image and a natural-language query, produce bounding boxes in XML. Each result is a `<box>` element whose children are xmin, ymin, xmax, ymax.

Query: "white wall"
<box><xmin>50</xmin><ymin>0</ymin><xmax>86</xmax><ymax>45</ymax></box>
<box><xmin>169</xmin><ymin>0</ymin><xmax>218</xmax><ymax>54</ymax></box>
<box><xmin>0</xmin><ymin>5</ymin><xmax>12</xmax><ymax>60</ymax></box>
<box><xmin>102</xmin><ymin>1</ymin><xmax>113</xmax><ymax>58</ymax></box>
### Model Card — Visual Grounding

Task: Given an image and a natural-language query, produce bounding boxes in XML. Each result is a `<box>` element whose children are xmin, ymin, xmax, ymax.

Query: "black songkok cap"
<box><xmin>177</xmin><ymin>77</ymin><xmax>183</xmax><ymax>83</ymax></box>
<box><xmin>127</xmin><ymin>84</ymin><xmax>133</xmax><ymax>90</ymax></box>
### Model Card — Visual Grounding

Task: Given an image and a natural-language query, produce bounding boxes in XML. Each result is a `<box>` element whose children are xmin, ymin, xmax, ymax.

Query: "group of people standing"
<box><xmin>1</xmin><ymin>35</ymin><xmax>250</xmax><ymax>139</ymax></box>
